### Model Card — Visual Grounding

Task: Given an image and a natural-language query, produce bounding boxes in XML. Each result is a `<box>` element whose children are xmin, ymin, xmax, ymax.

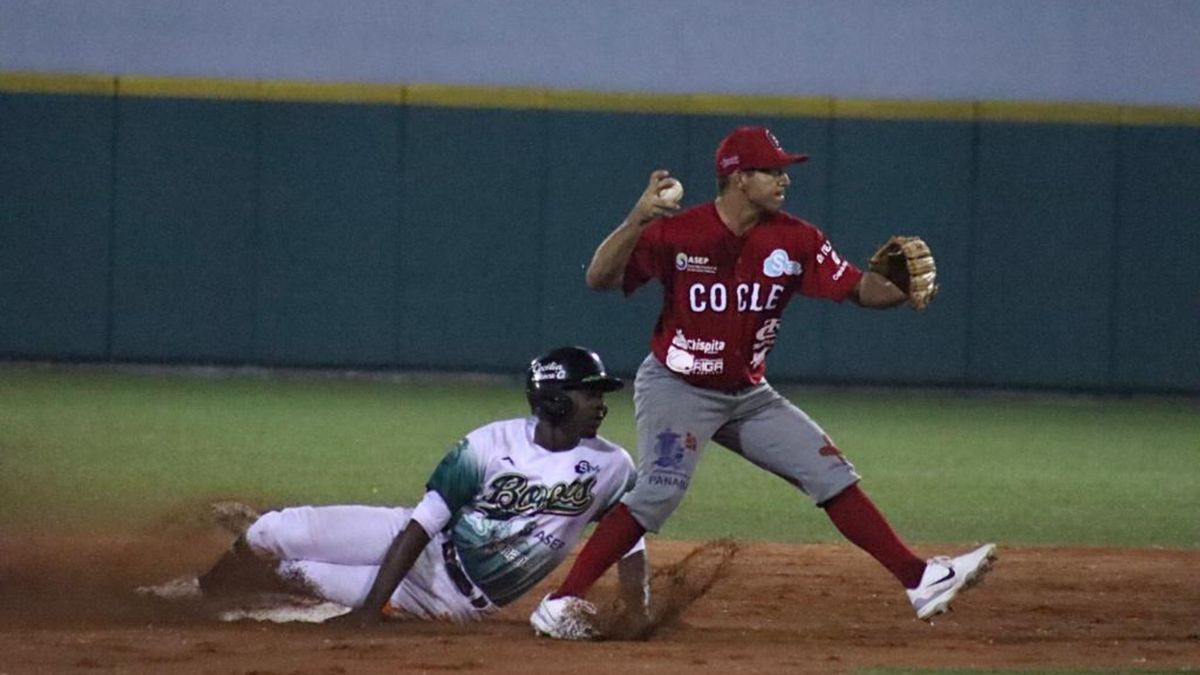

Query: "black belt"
<box><xmin>442</xmin><ymin>542</ymin><xmax>490</xmax><ymax>609</ymax></box>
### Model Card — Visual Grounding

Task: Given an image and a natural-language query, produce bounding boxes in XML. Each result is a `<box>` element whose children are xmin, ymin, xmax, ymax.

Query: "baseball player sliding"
<box><xmin>143</xmin><ymin>347</ymin><xmax>648</xmax><ymax>627</ymax></box>
<box><xmin>530</xmin><ymin>126</ymin><xmax>995</xmax><ymax>639</ymax></box>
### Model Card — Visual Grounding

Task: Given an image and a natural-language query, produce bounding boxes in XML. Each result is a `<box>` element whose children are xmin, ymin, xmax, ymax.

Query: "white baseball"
<box><xmin>658</xmin><ymin>179</ymin><xmax>684</xmax><ymax>206</ymax></box>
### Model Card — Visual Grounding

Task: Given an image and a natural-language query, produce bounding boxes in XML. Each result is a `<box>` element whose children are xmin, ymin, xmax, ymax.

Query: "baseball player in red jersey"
<box><xmin>529</xmin><ymin>126</ymin><xmax>996</xmax><ymax>639</ymax></box>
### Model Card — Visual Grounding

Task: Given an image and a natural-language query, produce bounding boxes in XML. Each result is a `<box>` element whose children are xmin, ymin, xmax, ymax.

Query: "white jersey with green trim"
<box><xmin>427</xmin><ymin>416</ymin><xmax>636</xmax><ymax>606</ymax></box>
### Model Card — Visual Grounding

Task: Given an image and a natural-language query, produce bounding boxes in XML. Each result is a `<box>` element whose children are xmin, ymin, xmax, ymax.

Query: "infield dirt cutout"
<box><xmin>1</xmin><ymin>509</ymin><xmax>1197</xmax><ymax>674</ymax></box>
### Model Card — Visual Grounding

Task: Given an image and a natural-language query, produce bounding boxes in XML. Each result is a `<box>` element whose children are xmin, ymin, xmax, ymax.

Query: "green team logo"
<box><xmin>479</xmin><ymin>473</ymin><xmax>596</xmax><ymax>519</ymax></box>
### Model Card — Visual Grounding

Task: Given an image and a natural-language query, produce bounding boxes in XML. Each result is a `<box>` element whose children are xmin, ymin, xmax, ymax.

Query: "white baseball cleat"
<box><xmin>906</xmin><ymin>543</ymin><xmax>997</xmax><ymax>621</ymax></box>
<box><xmin>530</xmin><ymin>593</ymin><xmax>600</xmax><ymax>640</ymax></box>
<box><xmin>135</xmin><ymin>575</ymin><xmax>202</xmax><ymax>601</ymax></box>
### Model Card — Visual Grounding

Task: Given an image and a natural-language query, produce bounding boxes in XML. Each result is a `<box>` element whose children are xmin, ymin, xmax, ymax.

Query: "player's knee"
<box><xmin>623</xmin><ymin>497</ymin><xmax>677</xmax><ymax>534</ymax></box>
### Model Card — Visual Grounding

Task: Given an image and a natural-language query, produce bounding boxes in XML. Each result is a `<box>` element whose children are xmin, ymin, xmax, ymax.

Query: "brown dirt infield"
<box><xmin>1</xmin><ymin>519</ymin><xmax>1197</xmax><ymax>674</ymax></box>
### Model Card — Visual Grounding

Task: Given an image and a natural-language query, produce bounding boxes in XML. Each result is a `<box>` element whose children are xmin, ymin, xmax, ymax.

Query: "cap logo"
<box><xmin>531</xmin><ymin>361</ymin><xmax>567</xmax><ymax>382</ymax></box>
<box><xmin>765</xmin><ymin>130</ymin><xmax>784</xmax><ymax>150</ymax></box>
<box><xmin>719</xmin><ymin>155</ymin><xmax>740</xmax><ymax>169</ymax></box>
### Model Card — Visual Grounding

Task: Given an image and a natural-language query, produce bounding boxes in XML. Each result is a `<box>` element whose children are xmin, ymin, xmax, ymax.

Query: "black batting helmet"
<box><xmin>526</xmin><ymin>346</ymin><xmax>623</xmax><ymax>423</ymax></box>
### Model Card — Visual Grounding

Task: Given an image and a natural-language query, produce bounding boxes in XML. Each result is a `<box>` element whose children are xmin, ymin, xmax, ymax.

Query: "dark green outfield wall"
<box><xmin>1</xmin><ymin>87</ymin><xmax>1197</xmax><ymax>392</ymax></box>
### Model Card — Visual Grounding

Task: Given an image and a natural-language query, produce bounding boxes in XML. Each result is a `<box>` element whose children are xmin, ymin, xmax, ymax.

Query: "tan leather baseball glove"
<box><xmin>868</xmin><ymin>235</ymin><xmax>938</xmax><ymax>311</ymax></box>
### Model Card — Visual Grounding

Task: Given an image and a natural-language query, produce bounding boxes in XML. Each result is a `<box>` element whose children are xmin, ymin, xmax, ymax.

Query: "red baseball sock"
<box><xmin>822</xmin><ymin>484</ymin><xmax>927</xmax><ymax>589</ymax></box>
<box><xmin>552</xmin><ymin>503</ymin><xmax>645</xmax><ymax>599</ymax></box>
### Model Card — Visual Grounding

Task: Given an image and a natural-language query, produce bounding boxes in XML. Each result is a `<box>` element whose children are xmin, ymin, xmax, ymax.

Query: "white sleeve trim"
<box><xmin>622</xmin><ymin>535</ymin><xmax>647</xmax><ymax>558</ymax></box>
<box><xmin>410</xmin><ymin>490</ymin><xmax>452</xmax><ymax>536</ymax></box>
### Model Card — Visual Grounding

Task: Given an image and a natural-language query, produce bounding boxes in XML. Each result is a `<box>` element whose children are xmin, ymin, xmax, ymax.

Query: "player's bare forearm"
<box><xmin>586</xmin><ymin>221</ymin><xmax>644</xmax><ymax>290</ymax></box>
<box><xmin>850</xmin><ymin>271</ymin><xmax>909</xmax><ymax>309</ymax></box>
<box><xmin>325</xmin><ymin>521</ymin><xmax>430</xmax><ymax>627</ymax></box>
<box><xmin>616</xmin><ymin>548</ymin><xmax>650</xmax><ymax>616</ymax></box>
<box><xmin>586</xmin><ymin>169</ymin><xmax>682</xmax><ymax>290</ymax></box>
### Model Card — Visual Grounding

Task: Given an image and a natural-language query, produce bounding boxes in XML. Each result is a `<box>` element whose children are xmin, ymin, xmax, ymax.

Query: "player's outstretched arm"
<box><xmin>849</xmin><ymin>271</ymin><xmax>909</xmax><ymax>309</ymax></box>
<box><xmin>585</xmin><ymin>170</ymin><xmax>680</xmax><ymax>290</ymax></box>
<box><xmin>325</xmin><ymin>521</ymin><xmax>431</xmax><ymax>627</ymax></box>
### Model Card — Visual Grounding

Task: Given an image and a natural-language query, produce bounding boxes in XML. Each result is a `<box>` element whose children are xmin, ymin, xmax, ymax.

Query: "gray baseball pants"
<box><xmin>621</xmin><ymin>354</ymin><xmax>861</xmax><ymax>532</ymax></box>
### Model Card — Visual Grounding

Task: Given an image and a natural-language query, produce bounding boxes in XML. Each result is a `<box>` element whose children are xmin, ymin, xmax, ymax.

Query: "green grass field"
<box><xmin>1</xmin><ymin>364</ymin><xmax>1197</xmax><ymax>549</ymax></box>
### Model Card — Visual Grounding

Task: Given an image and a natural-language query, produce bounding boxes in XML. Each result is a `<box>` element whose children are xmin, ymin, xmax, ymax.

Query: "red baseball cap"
<box><xmin>714</xmin><ymin>126</ymin><xmax>809</xmax><ymax>177</ymax></box>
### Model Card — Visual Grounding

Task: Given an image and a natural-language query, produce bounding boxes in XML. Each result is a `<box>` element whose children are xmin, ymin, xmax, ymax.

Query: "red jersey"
<box><xmin>622</xmin><ymin>202</ymin><xmax>863</xmax><ymax>390</ymax></box>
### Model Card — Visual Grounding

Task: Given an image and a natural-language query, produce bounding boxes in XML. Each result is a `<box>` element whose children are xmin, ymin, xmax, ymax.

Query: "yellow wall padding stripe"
<box><xmin>977</xmin><ymin>100</ymin><xmax>1121</xmax><ymax>125</ymax></box>
<box><xmin>1119</xmin><ymin>104</ymin><xmax>1200</xmax><ymax>127</ymax></box>
<box><xmin>545</xmin><ymin>89</ymin><xmax>695</xmax><ymax>114</ymax></box>
<box><xmin>687</xmin><ymin>93</ymin><xmax>834</xmax><ymax>118</ymax></box>
<box><xmin>0</xmin><ymin>71</ymin><xmax>116</xmax><ymax>96</ymax></box>
<box><xmin>258</xmin><ymin>80</ymin><xmax>406</xmax><ymax>105</ymax></box>
<box><xmin>406</xmin><ymin>83</ymin><xmax>546</xmax><ymax>110</ymax></box>
<box><xmin>834</xmin><ymin>98</ymin><xmax>976</xmax><ymax>122</ymax></box>
<box><xmin>2</xmin><ymin>70</ymin><xmax>1198</xmax><ymax>127</ymax></box>
<box><xmin>118</xmin><ymin>75</ymin><xmax>260</xmax><ymax>100</ymax></box>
